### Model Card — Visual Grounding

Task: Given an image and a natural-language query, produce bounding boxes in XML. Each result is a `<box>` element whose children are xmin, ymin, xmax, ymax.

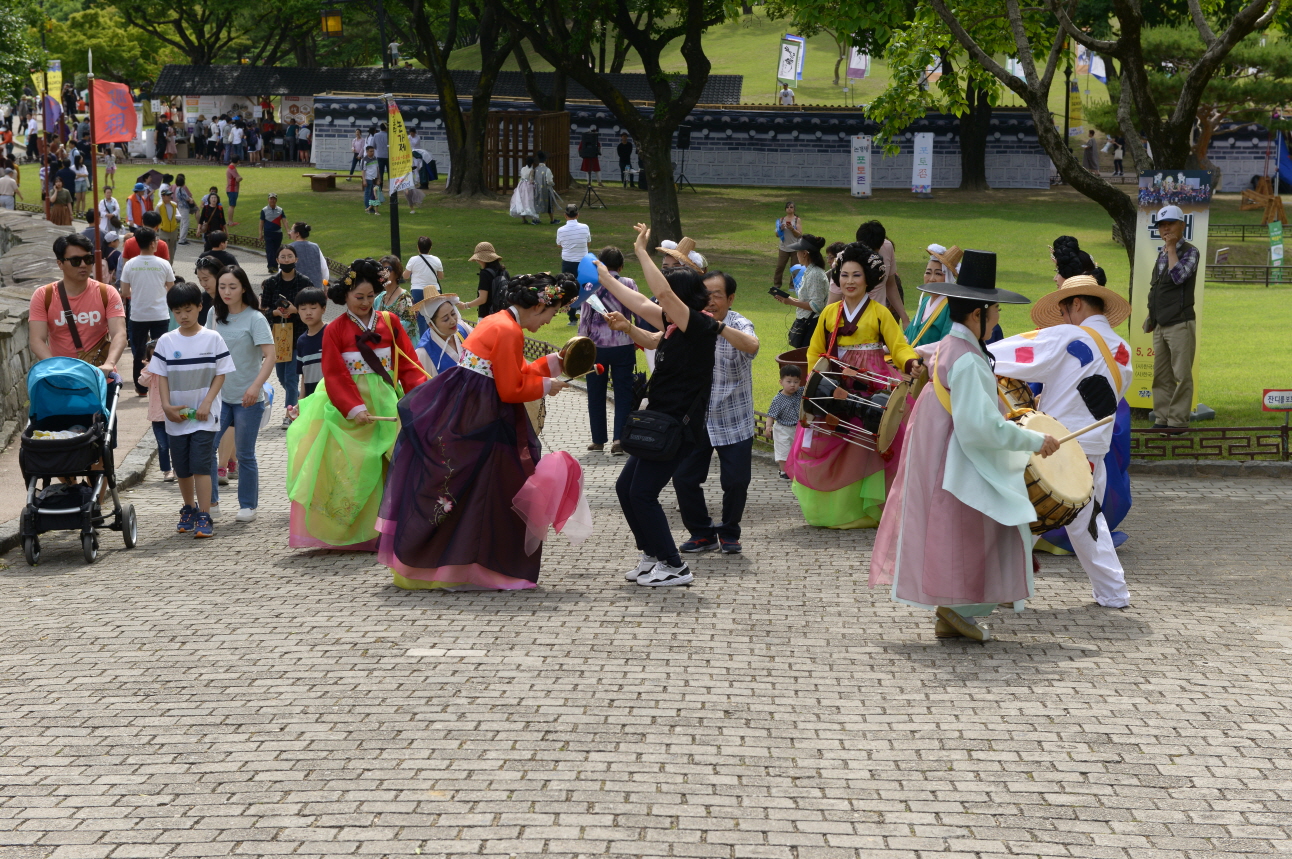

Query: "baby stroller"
<box><xmin>18</xmin><ymin>357</ymin><xmax>138</xmax><ymax>565</ymax></box>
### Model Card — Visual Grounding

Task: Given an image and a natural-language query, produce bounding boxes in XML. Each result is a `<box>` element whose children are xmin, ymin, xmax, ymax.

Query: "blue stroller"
<box><xmin>18</xmin><ymin>358</ymin><xmax>138</xmax><ymax>565</ymax></box>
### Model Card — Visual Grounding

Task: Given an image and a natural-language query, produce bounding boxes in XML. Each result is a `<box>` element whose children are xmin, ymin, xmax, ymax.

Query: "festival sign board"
<box><xmin>847</xmin><ymin>49</ymin><xmax>869</xmax><ymax>80</ymax></box>
<box><xmin>777</xmin><ymin>37</ymin><xmax>804</xmax><ymax>86</ymax></box>
<box><xmin>850</xmin><ymin>135</ymin><xmax>872</xmax><ymax>198</ymax></box>
<box><xmin>1126</xmin><ymin>169</ymin><xmax>1213</xmax><ymax>410</ymax></box>
<box><xmin>385</xmin><ymin>96</ymin><xmax>415</xmax><ymax>195</ymax></box>
<box><xmin>911</xmin><ymin>132</ymin><xmax>933</xmax><ymax>194</ymax></box>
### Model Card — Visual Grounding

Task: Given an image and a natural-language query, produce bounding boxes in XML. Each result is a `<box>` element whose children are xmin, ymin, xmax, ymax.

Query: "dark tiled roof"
<box><xmin>153</xmin><ymin>65</ymin><xmax>742</xmax><ymax>104</ymax></box>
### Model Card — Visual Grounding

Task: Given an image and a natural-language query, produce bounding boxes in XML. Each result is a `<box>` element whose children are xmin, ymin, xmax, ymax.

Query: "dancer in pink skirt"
<box><xmin>869</xmin><ymin>251</ymin><xmax>1061</xmax><ymax>642</ymax></box>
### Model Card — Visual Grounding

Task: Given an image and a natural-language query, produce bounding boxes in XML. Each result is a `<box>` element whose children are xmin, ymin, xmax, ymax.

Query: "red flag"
<box><xmin>91</xmin><ymin>79</ymin><xmax>136</xmax><ymax>143</ymax></box>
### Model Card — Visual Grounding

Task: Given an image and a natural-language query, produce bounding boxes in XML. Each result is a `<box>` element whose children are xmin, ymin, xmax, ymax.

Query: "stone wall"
<box><xmin>310</xmin><ymin>98</ymin><xmax>1054</xmax><ymax>190</ymax></box>
<box><xmin>0</xmin><ymin>210</ymin><xmax>66</xmax><ymax>435</ymax></box>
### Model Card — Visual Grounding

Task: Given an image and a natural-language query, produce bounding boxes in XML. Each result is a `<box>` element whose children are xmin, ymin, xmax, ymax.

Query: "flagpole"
<box><xmin>41</xmin><ymin>64</ymin><xmax>50</xmax><ymax>221</ymax></box>
<box><xmin>89</xmin><ymin>72</ymin><xmax>103</xmax><ymax>282</ymax></box>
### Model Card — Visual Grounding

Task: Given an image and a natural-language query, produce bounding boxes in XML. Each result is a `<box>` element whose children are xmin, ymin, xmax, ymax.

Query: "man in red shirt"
<box><xmin>121</xmin><ymin>211</ymin><xmax>171</xmax><ymax>264</ymax></box>
<box><xmin>30</xmin><ymin>233</ymin><xmax>128</xmax><ymax>375</ymax></box>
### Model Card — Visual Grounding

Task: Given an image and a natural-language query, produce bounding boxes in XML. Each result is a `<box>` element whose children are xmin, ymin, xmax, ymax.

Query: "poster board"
<box><xmin>1126</xmin><ymin>169</ymin><xmax>1213</xmax><ymax>410</ymax></box>
<box><xmin>911</xmin><ymin>132</ymin><xmax>933</xmax><ymax>194</ymax></box>
<box><xmin>850</xmin><ymin>135</ymin><xmax>872</xmax><ymax>198</ymax></box>
<box><xmin>777</xmin><ymin>37</ymin><xmax>804</xmax><ymax>86</ymax></box>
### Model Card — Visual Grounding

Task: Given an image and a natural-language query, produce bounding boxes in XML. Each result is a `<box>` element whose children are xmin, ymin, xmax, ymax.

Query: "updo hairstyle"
<box><xmin>328</xmin><ymin>258</ymin><xmax>382</xmax><ymax>305</ymax></box>
<box><xmin>505</xmin><ymin>271</ymin><xmax>580</xmax><ymax>309</ymax></box>
<box><xmin>1052</xmin><ymin>235</ymin><xmax>1107</xmax><ymax>285</ymax></box>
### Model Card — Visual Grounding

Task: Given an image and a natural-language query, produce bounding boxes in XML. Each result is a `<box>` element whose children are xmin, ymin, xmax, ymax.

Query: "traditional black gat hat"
<box><xmin>917</xmin><ymin>249</ymin><xmax>1030</xmax><ymax>305</ymax></box>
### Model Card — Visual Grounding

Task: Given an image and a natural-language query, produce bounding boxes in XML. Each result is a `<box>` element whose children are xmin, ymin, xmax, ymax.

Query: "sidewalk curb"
<box><xmin>0</xmin><ymin>433</ymin><xmax>158</xmax><ymax>557</ymax></box>
<box><xmin>1129</xmin><ymin>459</ymin><xmax>1292</xmax><ymax>478</ymax></box>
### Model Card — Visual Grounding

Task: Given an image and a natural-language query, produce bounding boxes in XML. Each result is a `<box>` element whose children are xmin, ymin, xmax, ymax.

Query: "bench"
<box><xmin>303</xmin><ymin>173</ymin><xmax>338</xmax><ymax>192</ymax></box>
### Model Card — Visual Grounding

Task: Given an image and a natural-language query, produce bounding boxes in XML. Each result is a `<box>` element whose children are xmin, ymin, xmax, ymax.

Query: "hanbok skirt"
<box><xmin>786</xmin><ymin>347</ymin><xmax>909</xmax><ymax>529</ymax></box>
<box><xmin>377</xmin><ymin>366</ymin><xmax>542</xmax><ymax>591</ymax></box>
<box><xmin>508</xmin><ymin>180</ymin><xmax>536</xmax><ymax>220</ymax></box>
<box><xmin>870</xmin><ymin>389</ymin><xmax>1033</xmax><ymax>615</ymax></box>
<box><xmin>286</xmin><ymin>375</ymin><xmax>400</xmax><ymax>550</ymax></box>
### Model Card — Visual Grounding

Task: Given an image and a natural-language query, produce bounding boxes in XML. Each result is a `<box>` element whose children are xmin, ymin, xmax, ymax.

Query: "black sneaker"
<box><xmin>680</xmin><ymin>535</ymin><xmax>719</xmax><ymax>553</ymax></box>
<box><xmin>719</xmin><ymin>538</ymin><xmax>742</xmax><ymax>554</ymax></box>
<box><xmin>778</xmin><ymin>470</ymin><xmax>790</xmax><ymax>479</ymax></box>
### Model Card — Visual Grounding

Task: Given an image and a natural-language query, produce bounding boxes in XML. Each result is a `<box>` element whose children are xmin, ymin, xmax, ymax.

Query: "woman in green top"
<box><xmin>904</xmin><ymin>244</ymin><xmax>962</xmax><ymax>348</ymax></box>
<box><xmin>374</xmin><ymin>254</ymin><xmax>418</xmax><ymax>340</ymax></box>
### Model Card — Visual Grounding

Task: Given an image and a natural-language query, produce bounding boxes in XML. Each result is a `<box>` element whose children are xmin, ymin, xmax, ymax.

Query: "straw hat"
<box><xmin>468</xmin><ymin>241</ymin><xmax>500</xmax><ymax>263</ymax></box>
<box><xmin>928</xmin><ymin>243</ymin><xmax>963</xmax><ymax>274</ymax></box>
<box><xmin>657</xmin><ymin>237</ymin><xmax>706</xmax><ymax>272</ymax></box>
<box><xmin>918</xmin><ymin>250</ymin><xmax>1030</xmax><ymax>305</ymax></box>
<box><xmin>1030</xmin><ymin>274</ymin><xmax>1132</xmax><ymax>328</ymax></box>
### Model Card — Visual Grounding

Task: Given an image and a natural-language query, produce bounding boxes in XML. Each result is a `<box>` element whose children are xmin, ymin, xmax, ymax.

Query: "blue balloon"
<box><xmin>577</xmin><ymin>252</ymin><xmax>599</xmax><ymax>286</ymax></box>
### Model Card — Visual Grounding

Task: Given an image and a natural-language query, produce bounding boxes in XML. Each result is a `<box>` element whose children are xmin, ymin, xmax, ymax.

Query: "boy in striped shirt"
<box><xmin>148</xmin><ymin>283</ymin><xmax>236</xmax><ymax>538</ymax></box>
<box><xmin>294</xmin><ymin>288</ymin><xmax>327</xmax><ymax>402</ymax></box>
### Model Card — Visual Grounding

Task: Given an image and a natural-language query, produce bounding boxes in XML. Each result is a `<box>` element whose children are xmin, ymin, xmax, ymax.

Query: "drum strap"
<box><xmin>930</xmin><ymin>350</ymin><xmax>953</xmax><ymax>414</ymax></box>
<box><xmin>911</xmin><ymin>296</ymin><xmax>945</xmax><ymax>345</ymax></box>
<box><xmin>1079</xmin><ymin>326</ymin><xmax>1122</xmax><ymax>386</ymax></box>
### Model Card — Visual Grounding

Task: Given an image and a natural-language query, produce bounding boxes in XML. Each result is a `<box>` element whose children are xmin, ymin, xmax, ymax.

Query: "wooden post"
<box><xmin>88</xmin><ymin>74</ymin><xmax>103</xmax><ymax>282</ymax></box>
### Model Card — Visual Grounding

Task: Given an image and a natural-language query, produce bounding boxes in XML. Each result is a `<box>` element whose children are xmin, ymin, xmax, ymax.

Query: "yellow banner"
<box><xmin>31</xmin><ymin>60</ymin><xmax>61</xmax><ymax>96</ymax></box>
<box><xmin>386</xmin><ymin>97</ymin><xmax>415</xmax><ymax>195</ymax></box>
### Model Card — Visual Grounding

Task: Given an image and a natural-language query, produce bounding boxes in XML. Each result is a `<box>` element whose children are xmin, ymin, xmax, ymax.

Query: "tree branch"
<box><xmin>1045</xmin><ymin>0</ymin><xmax>1120</xmax><ymax>54</ymax></box>
<box><xmin>1187</xmin><ymin>0</ymin><xmax>1218</xmax><ymax>46</ymax></box>
<box><xmin>927</xmin><ymin>0</ymin><xmax>1028</xmax><ymax>102</ymax></box>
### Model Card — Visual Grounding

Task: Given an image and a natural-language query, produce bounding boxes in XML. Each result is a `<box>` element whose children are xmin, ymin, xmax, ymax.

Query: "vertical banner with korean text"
<box><xmin>911</xmin><ymin>132</ymin><xmax>933</xmax><ymax>194</ymax></box>
<box><xmin>850</xmin><ymin>135</ymin><xmax>871</xmax><ymax>198</ymax></box>
<box><xmin>385</xmin><ymin>97</ymin><xmax>415</xmax><ymax>196</ymax></box>
<box><xmin>1126</xmin><ymin>170</ymin><xmax>1213</xmax><ymax>409</ymax></box>
<box><xmin>777</xmin><ymin>37</ymin><xmax>804</xmax><ymax>86</ymax></box>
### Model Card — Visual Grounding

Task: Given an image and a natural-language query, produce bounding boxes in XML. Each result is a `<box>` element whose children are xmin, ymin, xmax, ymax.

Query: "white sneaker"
<box><xmin>624</xmin><ymin>553</ymin><xmax>658</xmax><ymax>581</ymax></box>
<box><xmin>637</xmin><ymin>560</ymin><xmax>693</xmax><ymax>587</ymax></box>
<box><xmin>236</xmin><ymin>508</ymin><xmax>257</xmax><ymax>523</ymax></box>
<box><xmin>209</xmin><ymin>504</ymin><xmax>220</xmax><ymax>516</ymax></box>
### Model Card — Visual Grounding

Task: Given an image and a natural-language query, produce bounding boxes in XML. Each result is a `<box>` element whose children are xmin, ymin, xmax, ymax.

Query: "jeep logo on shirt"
<box><xmin>54</xmin><ymin>310</ymin><xmax>102</xmax><ymax>327</ymax></box>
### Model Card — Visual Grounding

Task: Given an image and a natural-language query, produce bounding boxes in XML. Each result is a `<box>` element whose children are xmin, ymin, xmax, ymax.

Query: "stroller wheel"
<box><xmin>121</xmin><ymin>504</ymin><xmax>137</xmax><ymax>549</ymax></box>
<box><xmin>23</xmin><ymin>536</ymin><xmax>40</xmax><ymax>567</ymax></box>
<box><xmin>82</xmin><ymin>532</ymin><xmax>98</xmax><ymax>564</ymax></box>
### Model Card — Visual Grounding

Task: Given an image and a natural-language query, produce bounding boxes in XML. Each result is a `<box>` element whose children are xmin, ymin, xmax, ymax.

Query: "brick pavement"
<box><xmin>1</xmin><ymin>386</ymin><xmax>1291</xmax><ymax>859</ymax></box>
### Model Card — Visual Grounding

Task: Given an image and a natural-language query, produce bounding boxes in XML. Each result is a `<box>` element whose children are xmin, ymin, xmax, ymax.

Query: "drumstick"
<box><xmin>1054</xmin><ymin>415</ymin><xmax>1114</xmax><ymax>445</ymax></box>
<box><xmin>369</xmin><ymin>415</ymin><xmax>400</xmax><ymax>422</ymax></box>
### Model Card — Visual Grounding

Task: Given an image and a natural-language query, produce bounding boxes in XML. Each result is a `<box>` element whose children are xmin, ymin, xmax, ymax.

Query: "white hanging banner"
<box><xmin>911</xmin><ymin>132</ymin><xmax>934</xmax><ymax>194</ymax></box>
<box><xmin>777</xmin><ymin>37</ymin><xmax>804</xmax><ymax>85</ymax></box>
<box><xmin>846</xmin><ymin>48</ymin><xmax>869</xmax><ymax>80</ymax></box>
<box><xmin>850</xmin><ymin>135</ymin><xmax>872</xmax><ymax>198</ymax></box>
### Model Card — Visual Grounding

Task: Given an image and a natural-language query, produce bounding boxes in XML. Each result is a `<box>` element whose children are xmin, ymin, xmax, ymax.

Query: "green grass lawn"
<box><xmin>34</xmin><ymin>161</ymin><xmax>1285</xmax><ymax>427</ymax></box>
<box><xmin>448</xmin><ymin>7</ymin><xmax>1109</xmax><ymax>113</ymax></box>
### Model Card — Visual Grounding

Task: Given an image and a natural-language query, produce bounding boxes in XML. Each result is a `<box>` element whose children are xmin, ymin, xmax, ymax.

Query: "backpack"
<box><xmin>488</xmin><ymin>267</ymin><xmax>512</xmax><ymax>315</ymax></box>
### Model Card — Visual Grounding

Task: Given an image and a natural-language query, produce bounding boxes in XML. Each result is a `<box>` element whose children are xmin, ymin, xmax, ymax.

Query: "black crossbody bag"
<box><xmin>620</xmin><ymin>369</ymin><xmax>708</xmax><ymax>462</ymax></box>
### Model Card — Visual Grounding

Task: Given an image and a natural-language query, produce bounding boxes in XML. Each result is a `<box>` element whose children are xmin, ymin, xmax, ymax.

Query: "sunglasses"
<box><xmin>59</xmin><ymin>255</ymin><xmax>93</xmax><ymax>267</ymax></box>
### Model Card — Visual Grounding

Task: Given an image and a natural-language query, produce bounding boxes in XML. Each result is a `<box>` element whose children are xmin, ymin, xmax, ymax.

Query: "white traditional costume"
<box><xmin>988</xmin><ymin>274</ymin><xmax>1134</xmax><ymax>608</ymax></box>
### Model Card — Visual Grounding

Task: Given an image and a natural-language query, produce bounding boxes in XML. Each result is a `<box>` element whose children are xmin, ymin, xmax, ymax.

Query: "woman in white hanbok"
<box><xmin>509</xmin><ymin>157</ymin><xmax>539</xmax><ymax>224</ymax></box>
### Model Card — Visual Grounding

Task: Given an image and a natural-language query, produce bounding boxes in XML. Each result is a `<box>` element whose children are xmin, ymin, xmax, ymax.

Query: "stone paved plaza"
<box><xmin>1</xmin><ymin>389</ymin><xmax>1291</xmax><ymax>859</ymax></box>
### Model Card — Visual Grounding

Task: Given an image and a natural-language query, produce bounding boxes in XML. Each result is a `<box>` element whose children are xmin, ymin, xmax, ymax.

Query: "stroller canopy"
<box><xmin>28</xmin><ymin>357</ymin><xmax>109</xmax><ymax>422</ymax></box>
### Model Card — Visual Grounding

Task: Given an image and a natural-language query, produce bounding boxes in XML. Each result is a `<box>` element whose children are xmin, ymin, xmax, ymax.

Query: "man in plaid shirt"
<box><xmin>673</xmin><ymin>272</ymin><xmax>760</xmax><ymax>554</ymax></box>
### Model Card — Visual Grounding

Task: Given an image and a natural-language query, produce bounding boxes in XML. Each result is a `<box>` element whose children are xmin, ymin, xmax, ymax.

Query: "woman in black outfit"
<box><xmin>594</xmin><ymin>224</ymin><xmax>723</xmax><ymax>588</ymax></box>
<box><xmin>464</xmin><ymin>241</ymin><xmax>507</xmax><ymax>319</ymax></box>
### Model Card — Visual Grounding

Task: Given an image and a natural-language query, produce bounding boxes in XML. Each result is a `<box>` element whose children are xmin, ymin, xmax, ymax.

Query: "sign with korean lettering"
<box><xmin>850</xmin><ymin>135</ymin><xmax>871</xmax><ymax>198</ymax></box>
<box><xmin>1270</xmin><ymin>221</ymin><xmax>1284</xmax><ymax>283</ymax></box>
<box><xmin>911</xmin><ymin>132</ymin><xmax>933</xmax><ymax>194</ymax></box>
<box><xmin>385</xmin><ymin>97</ymin><xmax>415</xmax><ymax>196</ymax></box>
<box><xmin>1262</xmin><ymin>389</ymin><xmax>1292</xmax><ymax>411</ymax></box>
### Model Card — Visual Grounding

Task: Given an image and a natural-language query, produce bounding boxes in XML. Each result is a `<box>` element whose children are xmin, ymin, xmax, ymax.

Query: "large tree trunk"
<box><xmin>637</xmin><ymin>130</ymin><xmax>683</xmax><ymax>243</ymax></box>
<box><xmin>958</xmin><ymin>81</ymin><xmax>991</xmax><ymax>191</ymax></box>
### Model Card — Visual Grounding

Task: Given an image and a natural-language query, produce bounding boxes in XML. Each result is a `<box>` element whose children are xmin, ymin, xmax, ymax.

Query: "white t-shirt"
<box><xmin>230</xmin><ymin>127</ymin><xmax>244</xmax><ymax>145</ymax></box>
<box><xmin>148</xmin><ymin>327</ymin><xmax>236</xmax><ymax>436</ymax></box>
<box><xmin>98</xmin><ymin>197</ymin><xmax>120</xmax><ymax>233</ymax></box>
<box><xmin>779</xmin><ymin>88</ymin><xmax>795</xmax><ymax>105</ymax></box>
<box><xmin>120</xmin><ymin>254</ymin><xmax>175</xmax><ymax>322</ymax></box>
<box><xmin>298</xmin><ymin>126</ymin><xmax>310</xmax><ymax>142</ymax></box>
<box><xmin>405</xmin><ymin>253</ymin><xmax>443</xmax><ymax>291</ymax></box>
<box><xmin>556</xmin><ymin>219</ymin><xmax>592</xmax><ymax>262</ymax></box>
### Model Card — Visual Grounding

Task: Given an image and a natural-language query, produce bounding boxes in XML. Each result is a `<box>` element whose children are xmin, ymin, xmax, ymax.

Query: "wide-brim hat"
<box><xmin>785</xmin><ymin>235</ymin><xmax>824</xmax><ymax>254</ymax></box>
<box><xmin>1031</xmin><ymin>274</ymin><xmax>1132</xmax><ymax>328</ymax></box>
<box><xmin>412</xmin><ymin>292</ymin><xmax>460</xmax><ymax>319</ymax></box>
<box><xmin>657</xmin><ymin>236</ymin><xmax>705</xmax><ymax>272</ymax></box>
<box><xmin>917</xmin><ymin>249</ymin><xmax>1030</xmax><ymax>305</ymax></box>
<box><xmin>468</xmin><ymin>241</ymin><xmax>500</xmax><ymax>263</ymax></box>
<box><xmin>928</xmin><ymin>244</ymin><xmax>963</xmax><ymax>273</ymax></box>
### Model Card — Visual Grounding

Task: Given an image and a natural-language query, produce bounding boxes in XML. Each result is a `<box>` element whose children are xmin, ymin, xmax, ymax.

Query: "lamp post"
<box><xmin>321</xmin><ymin>0</ymin><xmax>400</xmax><ymax>258</ymax></box>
